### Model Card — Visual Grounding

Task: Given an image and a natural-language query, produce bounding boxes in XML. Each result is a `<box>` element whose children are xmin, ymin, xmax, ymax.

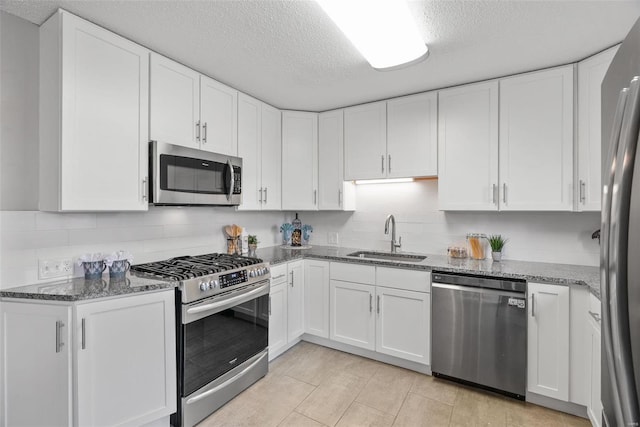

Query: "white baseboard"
<box><xmin>526</xmin><ymin>391</ymin><xmax>588</xmax><ymax>419</ymax></box>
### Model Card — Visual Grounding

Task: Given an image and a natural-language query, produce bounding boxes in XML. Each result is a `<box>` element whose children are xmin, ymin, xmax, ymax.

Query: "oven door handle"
<box><xmin>186</xmin><ymin>350</ymin><xmax>268</xmax><ymax>405</ymax></box>
<box><xmin>185</xmin><ymin>282</ymin><xmax>270</xmax><ymax>321</ymax></box>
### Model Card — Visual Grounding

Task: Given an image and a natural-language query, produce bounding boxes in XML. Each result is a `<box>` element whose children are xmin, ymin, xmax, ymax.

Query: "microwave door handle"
<box><xmin>226</xmin><ymin>159</ymin><xmax>234</xmax><ymax>201</ymax></box>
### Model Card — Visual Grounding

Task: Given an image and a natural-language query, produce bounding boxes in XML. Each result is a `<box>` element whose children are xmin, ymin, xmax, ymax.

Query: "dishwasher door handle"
<box><xmin>432</xmin><ymin>282</ymin><xmax>525</xmax><ymax>299</ymax></box>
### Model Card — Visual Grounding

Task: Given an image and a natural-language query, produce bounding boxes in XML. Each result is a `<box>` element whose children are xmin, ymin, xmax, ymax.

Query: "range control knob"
<box><xmin>199</xmin><ymin>282</ymin><xmax>208</xmax><ymax>291</ymax></box>
<box><xmin>212</xmin><ymin>280</ymin><xmax>219</xmax><ymax>289</ymax></box>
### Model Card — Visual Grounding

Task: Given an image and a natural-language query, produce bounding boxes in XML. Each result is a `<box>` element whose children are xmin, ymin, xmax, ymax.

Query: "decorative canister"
<box><xmin>291</xmin><ymin>213</ymin><xmax>302</xmax><ymax>247</ymax></box>
<box><xmin>466</xmin><ymin>233</ymin><xmax>488</xmax><ymax>260</ymax></box>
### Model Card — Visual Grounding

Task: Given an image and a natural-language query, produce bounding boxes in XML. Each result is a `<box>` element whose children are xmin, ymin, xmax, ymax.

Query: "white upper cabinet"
<box><xmin>150</xmin><ymin>53</ymin><xmax>238</xmax><ymax>156</ymax></box>
<box><xmin>438</xmin><ymin>81</ymin><xmax>500</xmax><ymax>211</ymax></box>
<box><xmin>344</xmin><ymin>101</ymin><xmax>387</xmax><ymax>180</ymax></box>
<box><xmin>39</xmin><ymin>10</ymin><xmax>150</xmax><ymax>212</ymax></box>
<box><xmin>282</xmin><ymin>111</ymin><xmax>319</xmax><ymax>210</ymax></box>
<box><xmin>387</xmin><ymin>92</ymin><xmax>438</xmax><ymax>178</ymax></box>
<box><xmin>318</xmin><ymin>110</ymin><xmax>356</xmax><ymax>211</ymax></box>
<box><xmin>200</xmin><ymin>75</ymin><xmax>238</xmax><ymax>156</ymax></box>
<box><xmin>577</xmin><ymin>45</ymin><xmax>619</xmax><ymax>211</ymax></box>
<box><xmin>237</xmin><ymin>95</ymin><xmax>282</xmax><ymax>211</ymax></box>
<box><xmin>499</xmin><ymin>65</ymin><xmax>574</xmax><ymax>211</ymax></box>
<box><xmin>150</xmin><ymin>54</ymin><xmax>200</xmax><ymax>149</ymax></box>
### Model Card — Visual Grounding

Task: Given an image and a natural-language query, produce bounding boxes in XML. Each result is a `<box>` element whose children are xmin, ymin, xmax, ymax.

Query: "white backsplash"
<box><xmin>289</xmin><ymin>180</ymin><xmax>601</xmax><ymax>267</ymax></box>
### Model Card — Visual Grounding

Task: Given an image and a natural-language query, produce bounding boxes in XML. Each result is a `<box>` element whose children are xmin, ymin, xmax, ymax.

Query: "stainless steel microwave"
<box><xmin>149</xmin><ymin>141</ymin><xmax>242</xmax><ymax>206</ymax></box>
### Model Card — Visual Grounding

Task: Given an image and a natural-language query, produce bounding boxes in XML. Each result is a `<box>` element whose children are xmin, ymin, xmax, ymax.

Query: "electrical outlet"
<box><xmin>39</xmin><ymin>258</ymin><xmax>73</xmax><ymax>279</ymax></box>
<box><xmin>327</xmin><ymin>232</ymin><xmax>339</xmax><ymax>246</ymax></box>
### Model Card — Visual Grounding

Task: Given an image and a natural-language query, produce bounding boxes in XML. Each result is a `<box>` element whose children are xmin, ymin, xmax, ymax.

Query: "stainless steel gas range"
<box><xmin>131</xmin><ymin>253</ymin><xmax>270</xmax><ymax>427</ymax></box>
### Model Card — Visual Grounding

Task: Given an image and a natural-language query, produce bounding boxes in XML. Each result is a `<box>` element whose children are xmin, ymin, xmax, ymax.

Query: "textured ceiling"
<box><xmin>1</xmin><ymin>0</ymin><xmax>639</xmax><ymax>111</ymax></box>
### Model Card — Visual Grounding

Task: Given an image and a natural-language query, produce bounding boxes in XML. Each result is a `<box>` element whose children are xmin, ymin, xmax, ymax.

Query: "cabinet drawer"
<box><xmin>270</xmin><ymin>263</ymin><xmax>288</xmax><ymax>285</ymax></box>
<box><xmin>330</xmin><ymin>262</ymin><xmax>375</xmax><ymax>285</ymax></box>
<box><xmin>376</xmin><ymin>267</ymin><xmax>430</xmax><ymax>293</ymax></box>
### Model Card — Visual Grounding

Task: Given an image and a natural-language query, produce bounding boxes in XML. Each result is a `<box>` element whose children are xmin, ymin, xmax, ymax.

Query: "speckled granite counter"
<box><xmin>255</xmin><ymin>245</ymin><xmax>601</xmax><ymax>298</ymax></box>
<box><xmin>0</xmin><ymin>274</ymin><xmax>176</xmax><ymax>302</ymax></box>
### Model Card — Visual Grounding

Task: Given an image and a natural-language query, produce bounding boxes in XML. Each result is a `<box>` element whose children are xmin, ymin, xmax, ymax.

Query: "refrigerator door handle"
<box><xmin>607</xmin><ymin>77</ymin><xmax>640</xmax><ymax>427</ymax></box>
<box><xmin>602</xmin><ymin>86</ymin><xmax>629</xmax><ymax>426</ymax></box>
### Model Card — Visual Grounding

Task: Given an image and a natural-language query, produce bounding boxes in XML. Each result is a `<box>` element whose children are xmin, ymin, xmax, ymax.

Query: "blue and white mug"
<box><xmin>83</xmin><ymin>260</ymin><xmax>106</xmax><ymax>280</ymax></box>
<box><xmin>108</xmin><ymin>259</ymin><xmax>130</xmax><ymax>278</ymax></box>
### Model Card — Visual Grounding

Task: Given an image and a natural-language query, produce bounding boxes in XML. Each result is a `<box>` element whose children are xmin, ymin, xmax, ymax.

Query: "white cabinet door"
<box><xmin>237</xmin><ymin>93</ymin><xmax>262</xmax><ymax>211</ymax></box>
<box><xmin>268</xmin><ymin>282</ymin><xmax>288</xmax><ymax>361</ymax></box>
<box><xmin>2</xmin><ymin>302</ymin><xmax>72</xmax><ymax>427</ymax></box>
<box><xmin>261</xmin><ymin>103</ymin><xmax>282</xmax><ymax>210</ymax></box>
<box><xmin>287</xmin><ymin>260</ymin><xmax>305</xmax><ymax>341</ymax></box>
<box><xmin>150</xmin><ymin>53</ymin><xmax>200</xmax><ymax>149</ymax></box>
<box><xmin>499</xmin><ymin>66</ymin><xmax>574</xmax><ymax>211</ymax></box>
<box><xmin>375</xmin><ymin>286</ymin><xmax>430</xmax><ymax>364</ymax></box>
<box><xmin>344</xmin><ymin>101</ymin><xmax>387</xmax><ymax>180</ymax></box>
<box><xmin>200</xmin><ymin>75</ymin><xmax>238</xmax><ymax>156</ymax></box>
<box><xmin>40</xmin><ymin>11</ymin><xmax>150</xmax><ymax>211</ymax></box>
<box><xmin>437</xmin><ymin>81</ymin><xmax>499</xmax><ymax>210</ymax></box>
<box><xmin>330</xmin><ymin>279</ymin><xmax>375</xmax><ymax>351</ymax></box>
<box><xmin>588</xmin><ymin>313</ymin><xmax>603</xmax><ymax>427</ymax></box>
<box><xmin>319</xmin><ymin>110</ymin><xmax>345</xmax><ymax>210</ymax></box>
<box><xmin>75</xmin><ymin>291</ymin><xmax>176</xmax><ymax>427</ymax></box>
<box><xmin>577</xmin><ymin>45</ymin><xmax>619</xmax><ymax>211</ymax></box>
<box><xmin>282</xmin><ymin>111</ymin><xmax>319</xmax><ymax>210</ymax></box>
<box><xmin>387</xmin><ymin>92</ymin><xmax>438</xmax><ymax>178</ymax></box>
<box><xmin>304</xmin><ymin>260</ymin><xmax>330</xmax><ymax>338</ymax></box>
<box><xmin>527</xmin><ymin>282</ymin><xmax>570</xmax><ymax>400</ymax></box>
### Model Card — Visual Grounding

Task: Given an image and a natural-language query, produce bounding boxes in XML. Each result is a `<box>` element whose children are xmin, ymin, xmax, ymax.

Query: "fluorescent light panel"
<box><xmin>354</xmin><ymin>178</ymin><xmax>414</xmax><ymax>185</ymax></box>
<box><xmin>316</xmin><ymin>0</ymin><xmax>428</xmax><ymax>70</ymax></box>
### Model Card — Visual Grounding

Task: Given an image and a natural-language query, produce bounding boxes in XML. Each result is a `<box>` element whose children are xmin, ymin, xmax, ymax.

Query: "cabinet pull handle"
<box><xmin>580</xmin><ymin>180</ymin><xmax>586</xmax><ymax>204</ymax></box>
<box><xmin>503</xmin><ymin>183</ymin><xmax>507</xmax><ymax>204</ymax></box>
<box><xmin>492</xmin><ymin>184</ymin><xmax>497</xmax><ymax>204</ymax></box>
<box><xmin>202</xmin><ymin>122</ymin><xmax>208</xmax><ymax>143</ymax></box>
<box><xmin>369</xmin><ymin>293</ymin><xmax>373</xmax><ymax>313</ymax></box>
<box><xmin>381</xmin><ymin>155</ymin><xmax>385</xmax><ymax>173</ymax></box>
<box><xmin>264</xmin><ymin>187</ymin><xmax>268</xmax><ymax>204</ymax></box>
<box><xmin>338</xmin><ymin>189</ymin><xmax>342</xmax><ymax>206</ymax></box>
<box><xmin>142</xmin><ymin>177</ymin><xmax>148</xmax><ymax>202</ymax></box>
<box><xmin>388</xmin><ymin>155</ymin><xmax>391</xmax><ymax>173</ymax></box>
<box><xmin>259</xmin><ymin>188</ymin><xmax>263</xmax><ymax>204</ymax></box>
<box><xmin>290</xmin><ymin>271</ymin><xmax>294</xmax><ymax>287</ymax></box>
<box><xmin>314</xmin><ymin>190</ymin><xmax>317</xmax><ymax>205</ymax></box>
<box><xmin>531</xmin><ymin>293</ymin><xmax>535</xmax><ymax>317</ymax></box>
<box><xmin>589</xmin><ymin>310</ymin><xmax>601</xmax><ymax>323</ymax></box>
<box><xmin>55</xmin><ymin>321</ymin><xmax>65</xmax><ymax>353</ymax></box>
<box><xmin>81</xmin><ymin>318</ymin><xmax>86</xmax><ymax>350</ymax></box>
<box><xmin>377</xmin><ymin>295</ymin><xmax>381</xmax><ymax>314</ymax></box>
<box><xmin>196</xmin><ymin>120</ymin><xmax>201</xmax><ymax>142</ymax></box>
<box><xmin>272</xmin><ymin>274</ymin><xmax>286</xmax><ymax>280</ymax></box>
<box><xmin>268</xmin><ymin>296</ymin><xmax>272</xmax><ymax>316</ymax></box>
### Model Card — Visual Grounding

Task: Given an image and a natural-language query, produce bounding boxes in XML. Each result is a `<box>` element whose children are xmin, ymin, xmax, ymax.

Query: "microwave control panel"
<box><xmin>233</xmin><ymin>166</ymin><xmax>241</xmax><ymax>195</ymax></box>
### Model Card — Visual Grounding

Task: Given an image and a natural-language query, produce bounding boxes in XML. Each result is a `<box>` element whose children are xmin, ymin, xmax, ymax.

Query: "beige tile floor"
<box><xmin>200</xmin><ymin>342</ymin><xmax>591</xmax><ymax>427</ymax></box>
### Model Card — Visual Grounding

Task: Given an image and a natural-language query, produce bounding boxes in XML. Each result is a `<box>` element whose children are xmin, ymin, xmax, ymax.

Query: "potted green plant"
<box><xmin>248</xmin><ymin>235</ymin><xmax>259</xmax><ymax>257</ymax></box>
<box><xmin>488</xmin><ymin>235</ymin><xmax>508</xmax><ymax>262</ymax></box>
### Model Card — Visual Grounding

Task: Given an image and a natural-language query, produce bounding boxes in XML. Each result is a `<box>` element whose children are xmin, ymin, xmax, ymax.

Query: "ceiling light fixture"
<box><xmin>354</xmin><ymin>178</ymin><xmax>415</xmax><ymax>185</ymax></box>
<box><xmin>316</xmin><ymin>0</ymin><xmax>428</xmax><ymax>70</ymax></box>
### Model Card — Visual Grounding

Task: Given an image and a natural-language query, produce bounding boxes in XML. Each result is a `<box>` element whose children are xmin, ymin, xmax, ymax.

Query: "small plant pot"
<box><xmin>492</xmin><ymin>251</ymin><xmax>502</xmax><ymax>262</ymax></box>
<box><xmin>248</xmin><ymin>243</ymin><xmax>258</xmax><ymax>258</ymax></box>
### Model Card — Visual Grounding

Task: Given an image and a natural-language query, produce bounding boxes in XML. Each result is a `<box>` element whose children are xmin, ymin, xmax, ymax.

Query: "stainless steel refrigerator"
<box><xmin>601</xmin><ymin>16</ymin><xmax>640</xmax><ymax>427</ymax></box>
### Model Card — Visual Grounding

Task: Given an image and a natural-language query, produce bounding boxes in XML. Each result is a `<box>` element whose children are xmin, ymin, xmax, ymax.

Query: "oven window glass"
<box><xmin>161</xmin><ymin>155</ymin><xmax>228</xmax><ymax>195</ymax></box>
<box><xmin>182</xmin><ymin>294</ymin><xmax>268</xmax><ymax>396</ymax></box>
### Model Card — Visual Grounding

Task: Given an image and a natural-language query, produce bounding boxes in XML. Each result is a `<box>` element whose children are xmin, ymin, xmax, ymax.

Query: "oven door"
<box><xmin>150</xmin><ymin>141</ymin><xmax>242</xmax><ymax>206</ymax></box>
<box><xmin>179</xmin><ymin>281</ymin><xmax>269</xmax><ymax>398</ymax></box>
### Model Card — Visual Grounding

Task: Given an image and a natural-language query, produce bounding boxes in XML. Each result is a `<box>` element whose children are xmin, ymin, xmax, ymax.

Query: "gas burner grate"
<box><xmin>130</xmin><ymin>253</ymin><xmax>263</xmax><ymax>281</ymax></box>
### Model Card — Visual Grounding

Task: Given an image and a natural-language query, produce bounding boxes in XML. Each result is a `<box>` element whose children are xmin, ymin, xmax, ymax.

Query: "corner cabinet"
<box><xmin>1</xmin><ymin>290</ymin><xmax>176</xmax><ymax>427</ymax></box>
<box><xmin>39</xmin><ymin>10</ymin><xmax>150</xmax><ymax>211</ymax></box>
<box><xmin>499</xmin><ymin>66</ymin><xmax>574</xmax><ymax>211</ymax></box>
<box><xmin>527</xmin><ymin>282</ymin><xmax>570</xmax><ymax>401</ymax></box>
<box><xmin>304</xmin><ymin>260</ymin><xmax>330</xmax><ymax>338</ymax></box>
<box><xmin>577</xmin><ymin>45</ymin><xmax>619</xmax><ymax>211</ymax></box>
<box><xmin>237</xmin><ymin>94</ymin><xmax>282</xmax><ymax>210</ymax></box>
<box><xmin>438</xmin><ymin>81</ymin><xmax>499</xmax><ymax>210</ymax></box>
<box><xmin>282</xmin><ymin>111</ymin><xmax>319</xmax><ymax>210</ymax></box>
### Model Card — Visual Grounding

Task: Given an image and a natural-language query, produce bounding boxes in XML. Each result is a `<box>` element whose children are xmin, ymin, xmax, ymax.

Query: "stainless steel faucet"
<box><xmin>384</xmin><ymin>214</ymin><xmax>402</xmax><ymax>253</ymax></box>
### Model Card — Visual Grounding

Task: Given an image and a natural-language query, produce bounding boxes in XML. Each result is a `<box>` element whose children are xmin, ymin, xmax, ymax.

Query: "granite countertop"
<box><xmin>0</xmin><ymin>274</ymin><xmax>176</xmax><ymax>302</ymax></box>
<box><xmin>255</xmin><ymin>245</ymin><xmax>601</xmax><ymax>298</ymax></box>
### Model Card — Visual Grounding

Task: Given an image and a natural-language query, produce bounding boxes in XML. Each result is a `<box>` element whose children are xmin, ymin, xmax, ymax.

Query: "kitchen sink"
<box><xmin>346</xmin><ymin>251</ymin><xmax>427</xmax><ymax>263</ymax></box>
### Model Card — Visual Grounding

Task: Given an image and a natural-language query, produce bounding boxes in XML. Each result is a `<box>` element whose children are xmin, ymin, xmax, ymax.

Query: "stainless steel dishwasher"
<box><xmin>431</xmin><ymin>271</ymin><xmax>527</xmax><ymax>400</ymax></box>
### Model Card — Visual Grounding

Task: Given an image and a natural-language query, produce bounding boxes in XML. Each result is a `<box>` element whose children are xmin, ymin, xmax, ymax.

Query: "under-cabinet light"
<box><xmin>316</xmin><ymin>0</ymin><xmax>428</xmax><ymax>70</ymax></box>
<box><xmin>354</xmin><ymin>178</ymin><xmax>414</xmax><ymax>185</ymax></box>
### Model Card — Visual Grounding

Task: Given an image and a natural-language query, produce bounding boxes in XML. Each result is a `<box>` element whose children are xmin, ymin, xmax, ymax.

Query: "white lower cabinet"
<box><xmin>330</xmin><ymin>279</ymin><xmax>376</xmax><ymax>350</ymax></box>
<box><xmin>304</xmin><ymin>260</ymin><xmax>330</xmax><ymax>338</ymax></box>
<box><xmin>287</xmin><ymin>260</ymin><xmax>305</xmax><ymax>341</ymax></box>
<box><xmin>268</xmin><ymin>281</ymin><xmax>288</xmax><ymax>360</ymax></box>
<box><xmin>527</xmin><ymin>282</ymin><xmax>570</xmax><ymax>401</ymax></box>
<box><xmin>587</xmin><ymin>294</ymin><xmax>603</xmax><ymax>427</ymax></box>
<box><xmin>268</xmin><ymin>260</ymin><xmax>305</xmax><ymax>360</ymax></box>
<box><xmin>1</xmin><ymin>290</ymin><xmax>176</xmax><ymax>427</ymax></box>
